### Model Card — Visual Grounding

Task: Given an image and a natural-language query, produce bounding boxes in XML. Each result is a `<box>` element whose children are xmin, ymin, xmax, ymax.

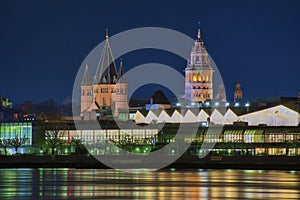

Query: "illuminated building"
<box><xmin>234</xmin><ymin>82</ymin><xmax>243</xmax><ymax>102</ymax></box>
<box><xmin>184</xmin><ymin>26</ymin><xmax>214</xmax><ymax>103</ymax></box>
<box><xmin>134</xmin><ymin>105</ymin><xmax>299</xmax><ymax>126</ymax></box>
<box><xmin>81</xmin><ymin>30</ymin><xmax>128</xmax><ymax>119</ymax></box>
<box><xmin>0</xmin><ymin>122</ymin><xmax>33</xmax><ymax>155</ymax></box>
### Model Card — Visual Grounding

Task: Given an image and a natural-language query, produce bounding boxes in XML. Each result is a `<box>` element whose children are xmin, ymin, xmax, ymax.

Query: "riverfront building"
<box><xmin>184</xmin><ymin>28</ymin><xmax>214</xmax><ymax>102</ymax></box>
<box><xmin>81</xmin><ymin>30</ymin><xmax>128</xmax><ymax>119</ymax></box>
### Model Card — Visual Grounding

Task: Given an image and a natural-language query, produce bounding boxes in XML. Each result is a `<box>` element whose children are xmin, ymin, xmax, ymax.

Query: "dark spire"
<box><xmin>94</xmin><ymin>29</ymin><xmax>118</xmax><ymax>84</ymax></box>
<box><xmin>117</xmin><ymin>59</ymin><xmax>126</xmax><ymax>83</ymax></box>
<box><xmin>81</xmin><ymin>64</ymin><xmax>92</xmax><ymax>86</ymax></box>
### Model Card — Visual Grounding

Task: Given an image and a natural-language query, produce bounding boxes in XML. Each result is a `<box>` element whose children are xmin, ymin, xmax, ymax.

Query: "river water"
<box><xmin>0</xmin><ymin>168</ymin><xmax>299</xmax><ymax>199</ymax></box>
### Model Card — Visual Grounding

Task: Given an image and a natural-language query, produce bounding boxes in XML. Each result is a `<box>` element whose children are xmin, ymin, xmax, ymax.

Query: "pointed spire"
<box><xmin>81</xmin><ymin>64</ymin><xmax>92</xmax><ymax>86</ymax></box>
<box><xmin>94</xmin><ymin>29</ymin><xmax>118</xmax><ymax>84</ymax></box>
<box><xmin>197</xmin><ymin>21</ymin><xmax>201</xmax><ymax>40</ymax></box>
<box><xmin>117</xmin><ymin>59</ymin><xmax>126</xmax><ymax>83</ymax></box>
<box><xmin>106</xmin><ymin>28</ymin><xmax>109</xmax><ymax>40</ymax></box>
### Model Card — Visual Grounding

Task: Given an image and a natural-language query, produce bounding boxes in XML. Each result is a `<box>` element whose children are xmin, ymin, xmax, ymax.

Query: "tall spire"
<box><xmin>117</xmin><ymin>59</ymin><xmax>126</xmax><ymax>83</ymax></box>
<box><xmin>106</xmin><ymin>28</ymin><xmax>109</xmax><ymax>40</ymax></box>
<box><xmin>94</xmin><ymin>29</ymin><xmax>118</xmax><ymax>84</ymax></box>
<box><xmin>81</xmin><ymin>64</ymin><xmax>92</xmax><ymax>86</ymax></box>
<box><xmin>197</xmin><ymin>21</ymin><xmax>201</xmax><ymax>40</ymax></box>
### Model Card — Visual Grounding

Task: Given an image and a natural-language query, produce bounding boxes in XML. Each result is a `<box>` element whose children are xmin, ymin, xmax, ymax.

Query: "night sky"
<box><xmin>1</xmin><ymin>0</ymin><xmax>300</xmax><ymax>104</ymax></box>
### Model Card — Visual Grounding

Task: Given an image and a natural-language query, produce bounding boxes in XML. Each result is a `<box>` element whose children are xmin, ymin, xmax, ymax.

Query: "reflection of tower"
<box><xmin>216</xmin><ymin>84</ymin><xmax>226</xmax><ymax>102</ymax></box>
<box><xmin>114</xmin><ymin>60</ymin><xmax>128</xmax><ymax>116</ymax></box>
<box><xmin>234</xmin><ymin>82</ymin><xmax>243</xmax><ymax>102</ymax></box>
<box><xmin>185</xmin><ymin>26</ymin><xmax>213</xmax><ymax>103</ymax></box>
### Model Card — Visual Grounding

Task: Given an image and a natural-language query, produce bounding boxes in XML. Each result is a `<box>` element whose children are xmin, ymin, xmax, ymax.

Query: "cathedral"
<box><xmin>81</xmin><ymin>31</ymin><xmax>128</xmax><ymax>119</ymax></box>
<box><xmin>80</xmin><ymin>26</ymin><xmax>216</xmax><ymax>119</ymax></box>
<box><xmin>184</xmin><ymin>27</ymin><xmax>214</xmax><ymax>103</ymax></box>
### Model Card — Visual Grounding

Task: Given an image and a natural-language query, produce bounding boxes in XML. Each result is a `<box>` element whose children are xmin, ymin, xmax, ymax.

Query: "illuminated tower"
<box><xmin>114</xmin><ymin>60</ymin><xmax>128</xmax><ymax>116</ymax></box>
<box><xmin>80</xmin><ymin>64</ymin><xmax>93</xmax><ymax>113</ymax></box>
<box><xmin>234</xmin><ymin>82</ymin><xmax>243</xmax><ymax>102</ymax></box>
<box><xmin>93</xmin><ymin>29</ymin><xmax>118</xmax><ymax>108</ymax></box>
<box><xmin>185</xmin><ymin>26</ymin><xmax>213</xmax><ymax>103</ymax></box>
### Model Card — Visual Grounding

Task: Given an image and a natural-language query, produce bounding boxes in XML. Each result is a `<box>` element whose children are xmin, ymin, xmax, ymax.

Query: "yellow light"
<box><xmin>193</xmin><ymin>75</ymin><xmax>197</xmax><ymax>82</ymax></box>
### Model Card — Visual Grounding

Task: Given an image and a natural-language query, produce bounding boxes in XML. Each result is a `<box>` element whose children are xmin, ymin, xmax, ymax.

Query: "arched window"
<box><xmin>193</xmin><ymin>74</ymin><xmax>197</xmax><ymax>82</ymax></box>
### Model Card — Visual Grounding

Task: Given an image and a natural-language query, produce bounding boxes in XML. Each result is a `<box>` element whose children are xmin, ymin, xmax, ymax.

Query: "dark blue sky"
<box><xmin>1</xmin><ymin>0</ymin><xmax>300</xmax><ymax>104</ymax></box>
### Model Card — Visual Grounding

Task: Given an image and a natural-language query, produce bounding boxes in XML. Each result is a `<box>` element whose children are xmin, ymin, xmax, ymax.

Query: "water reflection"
<box><xmin>0</xmin><ymin>168</ymin><xmax>299</xmax><ymax>199</ymax></box>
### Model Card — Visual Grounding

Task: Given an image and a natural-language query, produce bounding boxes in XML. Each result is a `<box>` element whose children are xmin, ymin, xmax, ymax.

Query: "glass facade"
<box><xmin>58</xmin><ymin>129</ymin><xmax>157</xmax><ymax>145</ymax></box>
<box><xmin>0</xmin><ymin>122</ymin><xmax>32</xmax><ymax>145</ymax></box>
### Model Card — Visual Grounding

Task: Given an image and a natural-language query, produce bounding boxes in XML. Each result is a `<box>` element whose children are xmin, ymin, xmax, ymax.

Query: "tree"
<box><xmin>8</xmin><ymin>136</ymin><xmax>27</xmax><ymax>154</ymax></box>
<box><xmin>0</xmin><ymin>139</ymin><xmax>10</xmax><ymax>156</ymax></box>
<box><xmin>71</xmin><ymin>137</ymin><xmax>88</xmax><ymax>154</ymax></box>
<box><xmin>41</xmin><ymin>114</ymin><xmax>67</xmax><ymax>155</ymax></box>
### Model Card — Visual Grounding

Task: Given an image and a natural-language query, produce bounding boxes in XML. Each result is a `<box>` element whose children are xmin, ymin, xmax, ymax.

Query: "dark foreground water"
<box><xmin>0</xmin><ymin>168</ymin><xmax>299</xmax><ymax>200</ymax></box>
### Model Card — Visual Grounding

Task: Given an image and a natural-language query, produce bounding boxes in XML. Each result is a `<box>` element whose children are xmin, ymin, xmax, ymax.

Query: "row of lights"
<box><xmin>176</xmin><ymin>102</ymin><xmax>251</xmax><ymax>108</ymax></box>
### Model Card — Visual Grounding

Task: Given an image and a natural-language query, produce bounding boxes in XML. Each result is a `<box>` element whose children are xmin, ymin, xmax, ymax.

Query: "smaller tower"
<box><xmin>216</xmin><ymin>84</ymin><xmax>226</xmax><ymax>102</ymax></box>
<box><xmin>114</xmin><ymin>60</ymin><xmax>128</xmax><ymax>117</ymax></box>
<box><xmin>234</xmin><ymin>82</ymin><xmax>243</xmax><ymax>102</ymax></box>
<box><xmin>81</xmin><ymin>64</ymin><xmax>93</xmax><ymax>113</ymax></box>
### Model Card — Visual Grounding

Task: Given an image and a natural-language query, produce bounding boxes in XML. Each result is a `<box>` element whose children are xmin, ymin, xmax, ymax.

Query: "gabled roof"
<box><xmin>94</xmin><ymin>31</ymin><xmax>118</xmax><ymax>84</ymax></box>
<box><xmin>224</xmin><ymin>108</ymin><xmax>238</xmax><ymax>124</ymax></box>
<box><xmin>134</xmin><ymin>110</ymin><xmax>146</xmax><ymax>123</ymax></box>
<box><xmin>157</xmin><ymin>110</ymin><xmax>171</xmax><ymax>123</ymax></box>
<box><xmin>210</xmin><ymin>109</ymin><xmax>224</xmax><ymax>124</ymax></box>
<box><xmin>167</xmin><ymin>110</ymin><xmax>183</xmax><ymax>123</ymax></box>
<box><xmin>198</xmin><ymin>109</ymin><xmax>210</xmax><ymax>121</ymax></box>
<box><xmin>81</xmin><ymin>64</ymin><xmax>92</xmax><ymax>86</ymax></box>
<box><xmin>182</xmin><ymin>109</ymin><xmax>197</xmax><ymax>123</ymax></box>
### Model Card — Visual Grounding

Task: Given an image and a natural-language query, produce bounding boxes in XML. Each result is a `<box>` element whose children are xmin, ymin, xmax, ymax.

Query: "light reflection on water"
<box><xmin>0</xmin><ymin>168</ymin><xmax>299</xmax><ymax>199</ymax></box>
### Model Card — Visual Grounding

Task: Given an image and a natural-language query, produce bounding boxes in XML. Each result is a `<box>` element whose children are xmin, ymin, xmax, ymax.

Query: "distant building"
<box><xmin>145</xmin><ymin>90</ymin><xmax>172</xmax><ymax>110</ymax></box>
<box><xmin>134</xmin><ymin>104</ymin><xmax>299</xmax><ymax>126</ymax></box>
<box><xmin>80</xmin><ymin>30</ymin><xmax>128</xmax><ymax>120</ymax></box>
<box><xmin>0</xmin><ymin>96</ymin><xmax>12</xmax><ymax>109</ymax></box>
<box><xmin>216</xmin><ymin>84</ymin><xmax>226</xmax><ymax>102</ymax></box>
<box><xmin>184</xmin><ymin>27</ymin><xmax>214</xmax><ymax>103</ymax></box>
<box><xmin>234</xmin><ymin>82</ymin><xmax>243</xmax><ymax>102</ymax></box>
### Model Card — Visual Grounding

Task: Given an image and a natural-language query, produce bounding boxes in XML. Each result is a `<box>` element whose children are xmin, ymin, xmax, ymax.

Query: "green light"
<box><xmin>195</xmin><ymin>69</ymin><xmax>199</xmax><ymax>74</ymax></box>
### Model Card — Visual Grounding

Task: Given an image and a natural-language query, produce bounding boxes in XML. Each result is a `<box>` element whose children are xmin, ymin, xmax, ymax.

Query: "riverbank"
<box><xmin>0</xmin><ymin>154</ymin><xmax>300</xmax><ymax>170</ymax></box>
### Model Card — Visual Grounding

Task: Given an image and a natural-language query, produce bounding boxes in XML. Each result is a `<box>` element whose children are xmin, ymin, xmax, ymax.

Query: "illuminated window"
<box><xmin>101</xmin><ymin>88</ymin><xmax>108</xmax><ymax>93</ymax></box>
<box><xmin>193</xmin><ymin>75</ymin><xmax>197</xmax><ymax>82</ymax></box>
<box><xmin>206</xmin><ymin>75</ymin><xmax>209</xmax><ymax>82</ymax></box>
<box><xmin>198</xmin><ymin>74</ymin><xmax>201</xmax><ymax>81</ymax></box>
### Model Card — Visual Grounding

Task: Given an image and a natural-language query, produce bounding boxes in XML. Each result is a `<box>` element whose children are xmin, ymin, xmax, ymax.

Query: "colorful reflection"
<box><xmin>0</xmin><ymin>168</ymin><xmax>299</xmax><ymax>199</ymax></box>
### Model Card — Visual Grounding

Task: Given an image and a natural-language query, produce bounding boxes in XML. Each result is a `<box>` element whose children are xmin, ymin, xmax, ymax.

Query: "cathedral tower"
<box><xmin>185</xmin><ymin>26</ymin><xmax>214</xmax><ymax>103</ymax></box>
<box><xmin>114</xmin><ymin>60</ymin><xmax>128</xmax><ymax>116</ymax></box>
<box><xmin>93</xmin><ymin>29</ymin><xmax>118</xmax><ymax>108</ymax></box>
<box><xmin>80</xmin><ymin>64</ymin><xmax>93</xmax><ymax>113</ymax></box>
<box><xmin>234</xmin><ymin>82</ymin><xmax>243</xmax><ymax>102</ymax></box>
